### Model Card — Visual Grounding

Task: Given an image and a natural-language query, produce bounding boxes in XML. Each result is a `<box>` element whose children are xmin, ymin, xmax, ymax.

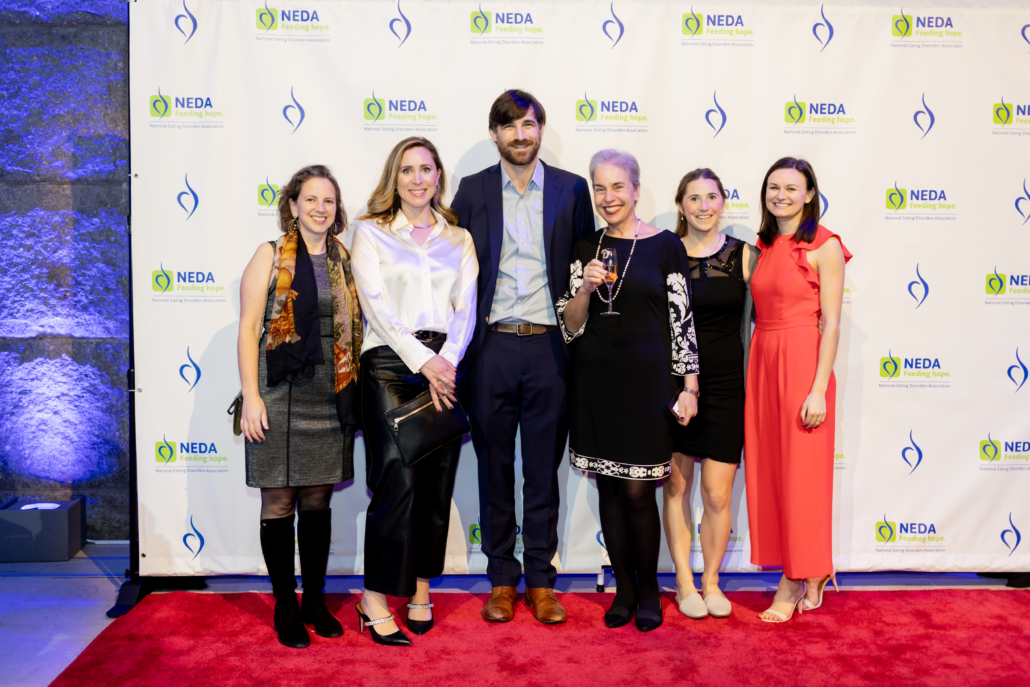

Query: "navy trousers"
<box><xmin>470</xmin><ymin>330</ymin><xmax>569</xmax><ymax>588</ymax></box>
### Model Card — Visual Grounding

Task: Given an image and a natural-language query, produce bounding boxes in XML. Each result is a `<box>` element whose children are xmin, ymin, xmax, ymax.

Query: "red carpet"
<box><xmin>51</xmin><ymin>590</ymin><xmax>1030</xmax><ymax>687</ymax></box>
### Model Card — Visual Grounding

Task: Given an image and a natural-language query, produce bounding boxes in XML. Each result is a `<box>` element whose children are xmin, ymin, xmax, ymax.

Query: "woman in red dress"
<box><xmin>744</xmin><ymin>157</ymin><xmax>851</xmax><ymax>623</ymax></box>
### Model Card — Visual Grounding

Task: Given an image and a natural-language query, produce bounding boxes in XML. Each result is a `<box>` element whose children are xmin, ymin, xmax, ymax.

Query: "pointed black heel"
<box><xmin>406</xmin><ymin>599</ymin><xmax>434</xmax><ymax>635</ymax></box>
<box><xmin>356</xmin><ymin>602</ymin><xmax>412</xmax><ymax>646</ymax></box>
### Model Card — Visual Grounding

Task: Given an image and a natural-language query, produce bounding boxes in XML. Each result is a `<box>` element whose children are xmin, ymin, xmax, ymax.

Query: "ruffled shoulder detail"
<box><xmin>792</xmin><ymin>225</ymin><xmax>852</xmax><ymax>290</ymax></box>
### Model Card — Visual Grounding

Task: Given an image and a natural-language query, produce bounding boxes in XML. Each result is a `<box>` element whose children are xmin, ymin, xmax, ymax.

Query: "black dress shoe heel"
<box><xmin>301</xmin><ymin>592</ymin><xmax>343</xmax><ymax>638</ymax></box>
<box><xmin>634</xmin><ymin>595</ymin><xmax>663</xmax><ymax>632</ymax></box>
<box><xmin>406</xmin><ymin>600</ymin><xmax>435</xmax><ymax>635</ymax></box>
<box><xmin>356</xmin><ymin>603</ymin><xmax>412</xmax><ymax>646</ymax></box>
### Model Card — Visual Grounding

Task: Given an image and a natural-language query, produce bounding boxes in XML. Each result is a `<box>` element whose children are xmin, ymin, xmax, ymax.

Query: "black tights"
<box><xmin>260</xmin><ymin>485</ymin><xmax>333</xmax><ymax>520</ymax></box>
<box><xmin>597</xmin><ymin>475</ymin><xmax>661</xmax><ymax>614</ymax></box>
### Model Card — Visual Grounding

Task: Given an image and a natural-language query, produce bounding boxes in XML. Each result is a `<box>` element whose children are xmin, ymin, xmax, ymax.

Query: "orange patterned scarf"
<box><xmin>266</xmin><ymin>229</ymin><xmax>363</xmax><ymax>423</ymax></box>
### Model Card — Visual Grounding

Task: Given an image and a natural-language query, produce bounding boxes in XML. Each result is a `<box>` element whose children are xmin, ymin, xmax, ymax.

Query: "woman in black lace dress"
<box><xmin>556</xmin><ymin>150</ymin><xmax>699</xmax><ymax>632</ymax></box>
<box><xmin>663</xmin><ymin>168</ymin><xmax>758</xmax><ymax>621</ymax></box>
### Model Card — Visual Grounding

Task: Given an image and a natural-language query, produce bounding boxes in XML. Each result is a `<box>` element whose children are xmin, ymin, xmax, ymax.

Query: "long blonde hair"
<box><xmin>358</xmin><ymin>137</ymin><xmax>459</xmax><ymax>227</ymax></box>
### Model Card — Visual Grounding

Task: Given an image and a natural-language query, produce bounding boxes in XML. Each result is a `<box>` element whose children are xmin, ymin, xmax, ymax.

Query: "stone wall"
<box><xmin>0</xmin><ymin>1</ymin><xmax>130</xmax><ymax>538</ymax></box>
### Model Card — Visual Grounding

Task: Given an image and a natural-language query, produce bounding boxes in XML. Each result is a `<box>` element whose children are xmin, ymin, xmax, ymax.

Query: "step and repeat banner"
<box><xmin>130</xmin><ymin>0</ymin><xmax>1030</xmax><ymax>576</ymax></box>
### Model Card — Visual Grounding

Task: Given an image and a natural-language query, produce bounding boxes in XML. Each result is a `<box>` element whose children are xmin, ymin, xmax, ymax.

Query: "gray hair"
<box><xmin>589</xmin><ymin>149</ymin><xmax>641</xmax><ymax>189</ymax></box>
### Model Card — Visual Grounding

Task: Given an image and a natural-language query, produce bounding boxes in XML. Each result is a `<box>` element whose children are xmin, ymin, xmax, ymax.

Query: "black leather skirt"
<box><xmin>360</xmin><ymin>338</ymin><xmax>468</xmax><ymax>597</ymax></box>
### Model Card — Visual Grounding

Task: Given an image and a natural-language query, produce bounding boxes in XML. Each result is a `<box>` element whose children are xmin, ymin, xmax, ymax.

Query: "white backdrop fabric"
<box><xmin>130</xmin><ymin>0</ymin><xmax>1030</xmax><ymax>577</ymax></box>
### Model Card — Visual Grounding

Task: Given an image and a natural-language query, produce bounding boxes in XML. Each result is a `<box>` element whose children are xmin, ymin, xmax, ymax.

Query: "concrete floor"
<box><xmin>0</xmin><ymin>544</ymin><xmax>1017</xmax><ymax>687</ymax></box>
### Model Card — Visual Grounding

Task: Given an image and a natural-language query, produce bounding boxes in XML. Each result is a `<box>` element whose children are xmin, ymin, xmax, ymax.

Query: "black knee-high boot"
<box><xmin>298</xmin><ymin>509</ymin><xmax>343</xmax><ymax>638</ymax></box>
<box><xmin>261</xmin><ymin>515</ymin><xmax>310</xmax><ymax>648</ymax></box>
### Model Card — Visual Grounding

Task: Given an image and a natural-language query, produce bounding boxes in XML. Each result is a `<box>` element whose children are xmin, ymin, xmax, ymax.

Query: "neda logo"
<box><xmin>152</xmin><ymin>264</ymin><xmax>174</xmax><ymax>292</ymax></box>
<box><xmin>980</xmin><ymin>434</ymin><xmax>1030</xmax><ymax>462</ymax></box>
<box><xmin>985</xmin><ymin>267</ymin><xmax>1030</xmax><ymax>295</ymax></box>
<box><xmin>156</xmin><ymin>436</ymin><xmax>176</xmax><ymax>463</ymax></box>
<box><xmin>258</xmin><ymin>178</ymin><xmax>279</xmax><ymax>207</ymax></box>
<box><xmin>875</xmin><ymin>516</ymin><xmax>896</xmax><ymax>542</ymax></box>
<box><xmin>892</xmin><ymin>9</ymin><xmax>958</xmax><ymax>38</ymax></box>
<box><xmin>256</xmin><ymin>3</ymin><xmax>277</xmax><ymax>30</ymax></box>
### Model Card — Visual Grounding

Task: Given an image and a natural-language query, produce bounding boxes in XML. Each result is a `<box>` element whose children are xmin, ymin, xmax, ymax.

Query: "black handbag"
<box><xmin>384</xmin><ymin>390</ymin><xmax>471</xmax><ymax>466</ymax></box>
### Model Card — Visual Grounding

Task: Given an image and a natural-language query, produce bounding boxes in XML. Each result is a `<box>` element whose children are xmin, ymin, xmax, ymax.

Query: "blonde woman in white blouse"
<box><xmin>350</xmin><ymin>137</ymin><xmax>478</xmax><ymax>646</ymax></box>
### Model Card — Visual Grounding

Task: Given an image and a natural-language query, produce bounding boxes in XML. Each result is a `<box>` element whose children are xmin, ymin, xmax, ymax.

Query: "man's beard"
<box><xmin>497</xmin><ymin>138</ymin><xmax>540</xmax><ymax>166</ymax></box>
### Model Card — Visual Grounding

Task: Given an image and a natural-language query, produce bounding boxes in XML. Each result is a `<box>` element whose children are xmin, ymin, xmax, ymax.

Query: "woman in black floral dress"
<box><xmin>556</xmin><ymin>150</ymin><xmax>699</xmax><ymax>632</ymax></box>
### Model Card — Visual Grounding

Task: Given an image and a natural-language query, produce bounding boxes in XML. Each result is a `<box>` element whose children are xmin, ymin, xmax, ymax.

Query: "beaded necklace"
<box><xmin>594</xmin><ymin>218</ymin><xmax>641</xmax><ymax>304</ymax></box>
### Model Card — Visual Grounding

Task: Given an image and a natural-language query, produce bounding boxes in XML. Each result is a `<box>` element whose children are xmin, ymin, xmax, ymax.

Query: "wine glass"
<box><xmin>599</xmin><ymin>248</ymin><xmax>620</xmax><ymax>317</ymax></box>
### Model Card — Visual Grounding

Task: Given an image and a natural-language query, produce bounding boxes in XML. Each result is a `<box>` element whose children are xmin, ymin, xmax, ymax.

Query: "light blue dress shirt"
<box><xmin>488</xmin><ymin>161</ymin><xmax>557</xmax><ymax>325</ymax></box>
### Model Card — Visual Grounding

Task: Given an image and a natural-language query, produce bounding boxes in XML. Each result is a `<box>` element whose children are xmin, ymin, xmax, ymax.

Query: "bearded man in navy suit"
<box><xmin>451</xmin><ymin>90</ymin><xmax>595</xmax><ymax>624</ymax></box>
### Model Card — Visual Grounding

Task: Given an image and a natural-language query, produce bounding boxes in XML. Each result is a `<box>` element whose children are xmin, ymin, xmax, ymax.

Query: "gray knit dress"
<box><xmin>245</xmin><ymin>256</ymin><xmax>355</xmax><ymax>487</ymax></box>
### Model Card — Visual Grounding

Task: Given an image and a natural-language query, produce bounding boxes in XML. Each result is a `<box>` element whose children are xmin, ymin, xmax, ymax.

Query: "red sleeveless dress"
<box><xmin>744</xmin><ymin>225</ymin><xmax>852</xmax><ymax>579</ymax></box>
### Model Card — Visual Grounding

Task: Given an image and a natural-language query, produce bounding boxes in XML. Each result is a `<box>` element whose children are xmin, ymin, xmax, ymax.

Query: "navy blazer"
<box><xmin>450</xmin><ymin>160</ymin><xmax>596</xmax><ymax>367</ymax></box>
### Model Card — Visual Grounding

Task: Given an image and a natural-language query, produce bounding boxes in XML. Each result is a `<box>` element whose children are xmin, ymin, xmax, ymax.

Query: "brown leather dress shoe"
<box><xmin>482</xmin><ymin>586</ymin><xmax>518</xmax><ymax>622</ymax></box>
<box><xmin>525</xmin><ymin>588</ymin><xmax>567</xmax><ymax>624</ymax></box>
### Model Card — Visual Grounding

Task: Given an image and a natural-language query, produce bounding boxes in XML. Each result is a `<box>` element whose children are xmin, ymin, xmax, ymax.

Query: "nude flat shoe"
<box><xmin>675</xmin><ymin>591</ymin><xmax>709</xmax><ymax>619</ymax></box>
<box><xmin>702</xmin><ymin>590</ymin><xmax>732</xmax><ymax>618</ymax></box>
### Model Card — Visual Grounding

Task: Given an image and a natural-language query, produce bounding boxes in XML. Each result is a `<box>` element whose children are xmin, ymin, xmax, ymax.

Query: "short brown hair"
<box><xmin>488</xmin><ymin>89</ymin><xmax>546</xmax><ymax>130</ymax></box>
<box><xmin>674</xmin><ymin>168</ymin><xmax>726</xmax><ymax>238</ymax></box>
<box><xmin>757</xmin><ymin>157</ymin><xmax>820</xmax><ymax>246</ymax></box>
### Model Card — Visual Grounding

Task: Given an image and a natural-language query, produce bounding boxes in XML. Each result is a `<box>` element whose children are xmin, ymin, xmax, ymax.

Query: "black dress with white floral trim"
<box><xmin>556</xmin><ymin>229</ymin><xmax>699</xmax><ymax>480</ymax></box>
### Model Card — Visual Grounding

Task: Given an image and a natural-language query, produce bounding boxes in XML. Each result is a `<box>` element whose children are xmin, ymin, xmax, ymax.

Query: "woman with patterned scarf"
<box><xmin>237</xmin><ymin>165</ymin><xmax>363</xmax><ymax>649</ymax></box>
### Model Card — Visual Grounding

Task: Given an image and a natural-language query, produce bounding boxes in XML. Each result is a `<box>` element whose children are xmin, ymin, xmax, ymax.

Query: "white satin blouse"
<box><xmin>351</xmin><ymin>211</ymin><xmax>479</xmax><ymax>374</ymax></box>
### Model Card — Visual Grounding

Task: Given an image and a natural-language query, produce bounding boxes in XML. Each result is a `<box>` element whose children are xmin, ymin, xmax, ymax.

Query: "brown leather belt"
<box><xmin>487</xmin><ymin>323</ymin><xmax>558</xmax><ymax>336</ymax></box>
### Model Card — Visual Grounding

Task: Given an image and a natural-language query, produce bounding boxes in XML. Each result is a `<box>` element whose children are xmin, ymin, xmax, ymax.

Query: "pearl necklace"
<box><xmin>594</xmin><ymin>218</ymin><xmax>641</xmax><ymax>304</ymax></box>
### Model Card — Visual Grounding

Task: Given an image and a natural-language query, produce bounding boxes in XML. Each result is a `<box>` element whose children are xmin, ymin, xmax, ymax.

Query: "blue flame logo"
<box><xmin>183</xmin><ymin>516</ymin><xmax>205</xmax><ymax>560</ymax></box>
<box><xmin>602</xmin><ymin>2</ymin><xmax>624</xmax><ymax>49</ymax></box>
<box><xmin>901</xmin><ymin>430</ymin><xmax>923</xmax><ymax>474</ymax></box>
<box><xmin>812</xmin><ymin>4</ymin><xmax>834</xmax><ymax>52</ymax></box>
<box><xmin>787</xmin><ymin>94</ymin><xmax>804</xmax><ymax>125</ymax></box>
<box><xmin>579</xmin><ymin>92</ymin><xmax>595</xmax><ymax>122</ymax></box>
<box><xmin>996</xmin><ymin>96</ymin><xmax>1012</xmax><ymax>125</ymax></box>
<box><xmin>174</xmin><ymin>0</ymin><xmax>198</xmax><ymax>44</ymax></box>
<box><xmin>684</xmin><ymin>6</ymin><xmax>702</xmax><ymax>36</ymax></box>
<box><xmin>1008</xmin><ymin>348</ymin><xmax>1028</xmax><ymax>392</ymax></box>
<box><xmin>894</xmin><ymin>8</ymin><xmax>911</xmax><ymax>38</ymax></box>
<box><xmin>1016</xmin><ymin>179</ymin><xmax>1030</xmax><ymax>225</ymax></box>
<box><xmin>877</xmin><ymin>515</ymin><xmax>895</xmax><ymax>543</ymax></box>
<box><xmin>283</xmin><ymin>87</ymin><xmax>305</xmax><ymax>134</ymax></box>
<box><xmin>389</xmin><ymin>1</ymin><xmax>412</xmax><ymax>46</ymax></box>
<box><xmin>907</xmin><ymin>263</ymin><xmax>929</xmax><ymax>308</ymax></box>
<box><xmin>819</xmin><ymin>190</ymin><xmax>829</xmax><ymax>219</ymax></box>
<box><xmin>179</xmin><ymin>346</ymin><xmax>202</xmax><ymax>392</ymax></box>
<box><xmin>258</xmin><ymin>0</ymin><xmax>276</xmax><ymax>32</ymax></box>
<box><xmin>596</xmin><ymin>530</ymin><xmax>606</xmax><ymax>551</ymax></box>
<box><xmin>913</xmin><ymin>93</ymin><xmax>935</xmax><ymax>139</ymax></box>
<box><xmin>366</xmin><ymin>91</ymin><xmax>383</xmax><ymax>122</ymax></box>
<box><xmin>888</xmin><ymin>181</ymin><xmax>905</xmax><ymax>211</ymax></box>
<box><xmin>473</xmin><ymin>3</ymin><xmax>490</xmax><ymax>35</ymax></box>
<box><xmin>705</xmin><ymin>91</ymin><xmax>727</xmax><ymax>138</ymax></box>
<box><xmin>157</xmin><ymin>434</ymin><xmax>175</xmax><ymax>464</ymax></box>
<box><xmin>1023</xmin><ymin>24</ymin><xmax>1030</xmax><ymax>50</ymax></box>
<box><xmin>155</xmin><ymin>263</ymin><xmax>172</xmax><ymax>293</ymax></box>
<box><xmin>882</xmin><ymin>349</ymin><xmax>899</xmax><ymax>378</ymax></box>
<box><xmin>177</xmin><ymin>174</ymin><xmax>199</xmax><ymax>220</ymax></box>
<box><xmin>152</xmin><ymin>88</ymin><xmax>170</xmax><ymax>119</ymax></box>
<box><xmin>1002</xmin><ymin>513</ymin><xmax>1022</xmax><ymax>556</ymax></box>
<box><xmin>982</xmin><ymin>433</ymin><xmax>1000</xmax><ymax>462</ymax></box>
<box><xmin>259</xmin><ymin>176</ymin><xmax>277</xmax><ymax>207</ymax></box>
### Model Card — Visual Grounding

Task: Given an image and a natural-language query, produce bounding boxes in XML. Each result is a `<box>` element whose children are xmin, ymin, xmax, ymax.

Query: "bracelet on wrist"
<box><xmin>682</xmin><ymin>386</ymin><xmax>700</xmax><ymax>400</ymax></box>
